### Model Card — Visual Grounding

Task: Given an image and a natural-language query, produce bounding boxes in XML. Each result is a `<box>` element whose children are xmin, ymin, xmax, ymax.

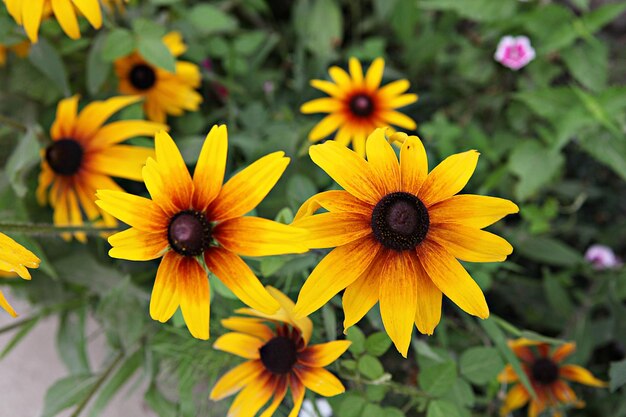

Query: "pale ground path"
<box><xmin>0</xmin><ymin>296</ymin><xmax>156</xmax><ymax>417</ymax></box>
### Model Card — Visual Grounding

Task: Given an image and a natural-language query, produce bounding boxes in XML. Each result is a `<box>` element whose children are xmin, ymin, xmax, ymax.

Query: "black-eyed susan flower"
<box><xmin>499</xmin><ymin>339</ymin><xmax>607</xmax><ymax>417</ymax></box>
<box><xmin>0</xmin><ymin>233</ymin><xmax>40</xmax><ymax>317</ymax></box>
<box><xmin>211</xmin><ymin>286</ymin><xmax>350</xmax><ymax>417</ymax></box>
<box><xmin>37</xmin><ymin>95</ymin><xmax>165</xmax><ymax>242</ymax></box>
<box><xmin>96</xmin><ymin>126</ymin><xmax>308</xmax><ymax>340</ymax></box>
<box><xmin>300</xmin><ymin>57</ymin><xmax>417</xmax><ymax>157</ymax></box>
<box><xmin>114</xmin><ymin>32</ymin><xmax>202</xmax><ymax>123</ymax></box>
<box><xmin>4</xmin><ymin>0</ymin><xmax>102</xmax><ymax>43</ymax></box>
<box><xmin>0</xmin><ymin>40</ymin><xmax>30</xmax><ymax>66</ymax></box>
<box><xmin>291</xmin><ymin>129</ymin><xmax>518</xmax><ymax>356</ymax></box>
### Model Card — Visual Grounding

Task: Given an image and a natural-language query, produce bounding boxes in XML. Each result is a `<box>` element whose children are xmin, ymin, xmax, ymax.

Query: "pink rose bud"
<box><xmin>585</xmin><ymin>244</ymin><xmax>621</xmax><ymax>270</ymax></box>
<box><xmin>494</xmin><ymin>35</ymin><xmax>536</xmax><ymax>70</ymax></box>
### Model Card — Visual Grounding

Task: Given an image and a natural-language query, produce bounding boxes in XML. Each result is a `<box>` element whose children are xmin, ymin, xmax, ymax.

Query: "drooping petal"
<box><xmin>309</xmin><ymin>140</ymin><xmax>384</xmax><ymax>205</ymax></box>
<box><xmin>406</xmin><ymin>252</ymin><xmax>442</xmax><ymax>335</ymax></box>
<box><xmin>551</xmin><ymin>380</ymin><xmax>578</xmax><ymax>403</ymax></box>
<box><xmin>213</xmin><ymin>217</ymin><xmax>309</xmax><ymax>256</ymax></box>
<box><xmin>559</xmin><ymin>365</ymin><xmax>608</xmax><ymax>387</ymax></box>
<box><xmin>221</xmin><ymin>317</ymin><xmax>274</xmax><ymax>341</ymax></box>
<box><xmin>287</xmin><ymin>375</ymin><xmax>306</xmax><ymax>417</ymax></box>
<box><xmin>428</xmin><ymin>194</ymin><xmax>519</xmax><ymax>229</ymax></box>
<box><xmin>293</xmin><ymin>236</ymin><xmax>380</xmax><ymax>318</ymax></box>
<box><xmin>149</xmin><ymin>252</ymin><xmax>180</xmax><ymax>323</ymax></box>
<box><xmin>178</xmin><ymin>257</ymin><xmax>210</xmax><ymax>340</ymax></box>
<box><xmin>96</xmin><ymin>190</ymin><xmax>168</xmax><ymax>232</ymax></box>
<box><xmin>294</xmin><ymin>190</ymin><xmax>373</xmax><ymax>221</ymax></box>
<box><xmin>87</xmin><ymin>145</ymin><xmax>154</xmax><ymax>181</ymax></box>
<box><xmin>419</xmin><ymin>150</ymin><xmax>480</xmax><ymax>207</ymax></box>
<box><xmin>265</xmin><ymin>286</ymin><xmax>313</xmax><ymax>345</ymax></box>
<box><xmin>71</xmin><ymin>0</ymin><xmax>103</xmax><ymax>29</ymax></box>
<box><xmin>501</xmin><ymin>384</ymin><xmax>530</xmax><ymax>414</ymax></box>
<box><xmin>213</xmin><ymin>332</ymin><xmax>264</xmax><ymax>359</ymax></box>
<box><xmin>107</xmin><ymin>227</ymin><xmax>168</xmax><ymax>261</ymax></box>
<box><xmin>154</xmin><ymin>130</ymin><xmax>193</xmax><ymax>210</ymax></box>
<box><xmin>227</xmin><ymin>372</ymin><xmax>274</xmax><ymax>417</ymax></box>
<box><xmin>210</xmin><ymin>360</ymin><xmax>265</xmax><ymax>400</ymax></box>
<box><xmin>0</xmin><ymin>290</ymin><xmax>17</xmax><ymax>317</ymax></box>
<box><xmin>342</xmin><ymin>251</ymin><xmax>384</xmax><ymax>329</ymax></box>
<box><xmin>427</xmin><ymin>223</ymin><xmax>514</xmax><ymax>263</ymax></box>
<box><xmin>192</xmin><ymin>125</ymin><xmax>228</xmax><ymax>210</ymax></box>
<box><xmin>291</xmin><ymin>212</ymin><xmax>371</xmax><ymax>249</ymax></box>
<box><xmin>210</xmin><ymin>152</ymin><xmax>289</xmax><ymax>221</ymax></box>
<box><xmin>365</xmin><ymin>57</ymin><xmax>385</xmax><ymax>91</ymax></box>
<box><xmin>293</xmin><ymin>366</ymin><xmax>345</xmax><ymax>397</ymax></box>
<box><xmin>23</xmin><ymin>0</ymin><xmax>45</xmax><ymax>42</ymax></box>
<box><xmin>258</xmin><ymin>377</ymin><xmax>288</xmax><ymax>417</ymax></box>
<box><xmin>51</xmin><ymin>0</ymin><xmax>80</xmax><ymax>40</ymax></box>
<box><xmin>299</xmin><ymin>340</ymin><xmax>352</xmax><ymax>367</ymax></box>
<box><xmin>400</xmin><ymin>135</ymin><xmax>428</xmax><ymax>195</ymax></box>
<box><xmin>365</xmin><ymin>129</ymin><xmax>400</xmax><ymax>194</ymax></box>
<box><xmin>551</xmin><ymin>342</ymin><xmax>576</xmax><ymax>363</ymax></box>
<box><xmin>204</xmin><ymin>247</ymin><xmax>280</xmax><ymax>314</ymax></box>
<box><xmin>416</xmin><ymin>240</ymin><xmax>489</xmax><ymax>319</ymax></box>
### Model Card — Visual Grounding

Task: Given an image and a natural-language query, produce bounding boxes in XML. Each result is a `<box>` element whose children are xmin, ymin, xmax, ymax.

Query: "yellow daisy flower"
<box><xmin>211</xmin><ymin>286</ymin><xmax>350</xmax><ymax>417</ymax></box>
<box><xmin>4</xmin><ymin>0</ymin><xmax>102</xmax><ymax>43</ymax></box>
<box><xmin>95</xmin><ymin>126</ymin><xmax>308</xmax><ymax>340</ymax></box>
<box><xmin>0</xmin><ymin>40</ymin><xmax>30</xmax><ymax>66</ymax></box>
<box><xmin>301</xmin><ymin>57</ymin><xmax>418</xmax><ymax>157</ymax></box>
<box><xmin>499</xmin><ymin>339</ymin><xmax>607</xmax><ymax>417</ymax></box>
<box><xmin>291</xmin><ymin>129</ymin><xmax>519</xmax><ymax>356</ymax></box>
<box><xmin>0</xmin><ymin>233</ymin><xmax>40</xmax><ymax>317</ymax></box>
<box><xmin>37</xmin><ymin>95</ymin><xmax>165</xmax><ymax>242</ymax></box>
<box><xmin>114</xmin><ymin>32</ymin><xmax>202</xmax><ymax>123</ymax></box>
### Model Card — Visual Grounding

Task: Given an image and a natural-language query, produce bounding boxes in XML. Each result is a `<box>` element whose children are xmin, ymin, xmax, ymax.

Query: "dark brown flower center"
<box><xmin>167</xmin><ymin>211</ymin><xmax>212</xmax><ymax>257</ymax></box>
<box><xmin>531</xmin><ymin>357</ymin><xmax>559</xmax><ymax>385</ymax></box>
<box><xmin>45</xmin><ymin>138</ymin><xmax>83</xmax><ymax>176</ymax></box>
<box><xmin>371</xmin><ymin>192</ymin><xmax>429</xmax><ymax>251</ymax></box>
<box><xmin>260</xmin><ymin>336</ymin><xmax>298</xmax><ymax>374</ymax></box>
<box><xmin>129</xmin><ymin>64</ymin><xmax>156</xmax><ymax>90</ymax></box>
<box><xmin>349</xmin><ymin>93</ymin><xmax>374</xmax><ymax>117</ymax></box>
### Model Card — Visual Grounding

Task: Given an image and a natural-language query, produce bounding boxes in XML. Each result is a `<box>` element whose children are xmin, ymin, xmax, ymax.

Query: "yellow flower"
<box><xmin>301</xmin><ymin>57</ymin><xmax>418</xmax><ymax>157</ymax></box>
<box><xmin>0</xmin><ymin>40</ymin><xmax>30</xmax><ymax>66</ymax></box>
<box><xmin>499</xmin><ymin>339</ymin><xmax>607</xmax><ymax>417</ymax></box>
<box><xmin>114</xmin><ymin>32</ymin><xmax>202</xmax><ymax>123</ymax></box>
<box><xmin>291</xmin><ymin>129</ymin><xmax>518</xmax><ymax>356</ymax></box>
<box><xmin>0</xmin><ymin>233</ymin><xmax>40</xmax><ymax>317</ymax></box>
<box><xmin>4</xmin><ymin>0</ymin><xmax>102</xmax><ymax>43</ymax></box>
<box><xmin>37</xmin><ymin>95</ymin><xmax>165</xmax><ymax>242</ymax></box>
<box><xmin>211</xmin><ymin>286</ymin><xmax>350</xmax><ymax>417</ymax></box>
<box><xmin>96</xmin><ymin>126</ymin><xmax>308</xmax><ymax>340</ymax></box>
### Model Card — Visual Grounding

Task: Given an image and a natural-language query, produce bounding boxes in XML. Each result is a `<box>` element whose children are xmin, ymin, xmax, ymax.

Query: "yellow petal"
<box><xmin>154</xmin><ymin>130</ymin><xmax>194</xmax><ymax>210</ymax></box>
<box><xmin>328</xmin><ymin>66</ymin><xmax>351</xmax><ymax>89</ymax></box>
<box><xmin>87</xmin><ymin>145</ymin><xmax>154</xmax><ymax>181</ymax></box>
<box><xmin>293</xmin><ymin>236</ymin><xmax>380</xmax><ymax>318</ymax></box>
<box><xmin>210</xmin><ymin>152</ymin><xmax>289</xmax><ymax>221</ymax></box>
<box><xmin>108</xmin><ymin>227</ymin><xmax>168</xmax><ymax>260</ymax></box>
<box><xmin>500</xmin><ymin>384</ymin><xmax>529</xmax><ymax>415</ymax></box>
<box><xmin>497</xmin><ymin>365</ymin><xmax>520</xmax><ymax>384</ymax></box>
<box><xmin>419</xmin><ymin>150</ymin><xmax>479</xmax><ymax>207</ymax></box>
<box><xmin>559</xmin><ymin>365</ymin><xmax>608</xmax><ymax>388</ymax></box>
<box><xmin>552</xmin><ymin>342</ymin><xmax>576</xmax><ymax>363</ymax></box>
<box><xmin>0</xmin><ymin>290</ymin><xmax>18</xmax><ymax>317</ymax></box>
<box><xmin>427</xmin><ymin>223</ymin><xmax>513</xmax><ymax>263</ymax></box>
<box><xmin>71</xmin><ymin>0</ymin><xmax>102</xmax><ymax>29</ymax></box>
<box><xmin>389</xmin><ymin>94</ymin><xmax>418</xmax><ymax>109</ymax></box>
<box><xmin>51</xmin><ymin>95</ymin><xmax>79</xmax><ymax>140</ymax></box>
<box><xmin>406</xmin><ymin>252</ymin><xmax>442</xmax><ymax>335</ymax></box>
<box><xmin>291</xmin><ymin>212</ymin><xmax>371</xmax><ymax>249</ymax></box>
<box><xmin>294</xmin><ymin>366</ymin><xmax>345</xmax><ymax>397</ymax></box>
<box><xmin>162</xmin><ymin>31</ymin><xmax>186</xmax><ymax>56</ymax></box>
<box><xmin>417</xmin><ymin>240</ymin><xmax>489</xmax><ymax>319</ymax></box>
<box><xmin>379</xmin><ymin>251</ymin><xmax>416</xmax><ymax>357</ymax></box>
<box><xmin>258</xmin><ymin>378</ymin><xmax>288</xmax><ymax>417</ymax></box>
<box><xmin>287</xmin><ymin>376</ymin><xmax>306</xmax><ymax>417</ymax></box>
<box><xmin>299</xmin><ymin>340</ymin><xmax>351</xmax><ymax>367</ymax></box>
<box><xmin>192</xmin><ymin>125</ymin><xmax>228</xmax><ymax>211</ymax></box>
<box><xmin>96</xmin><ymin>189</ymin><xmax>167</xmax><ymax>232</ymax></box>
<box><xmin>428</xmin><ymin>194</ymin><xmax>519</xmax><ymax>229</ymax></box>
<box><xmin>204</xmin><ymin>247</ymin><xmax>280</xmax><ymax>314</ymax></box>
<box><xmin>178</xmin><ymin>257</ymin><xmax>210</xmax><ymax>340</ymax></box>
<box><xmin>23</xmin><ymin>0</ymin><xmax>45</xmax><ymax>42</ymax></box>
<box><xmin>67</xmin><ymin>188</ymin><xmax>86</xmax><ymax>242</ymax></box>
<box><xmin>365</xmin><ymin>57</ymin><xmax>385</xmax><ymax>91</ymax></box>
<box><xmin>266</xmin><ymin>286</ymin><xmax>313</xmax><ymax>345</ymax></box>
<box><xmin>310</xmin><ymin>79</ymin><xmax>345</xmax><ymax>98</ymax></box>
<box><xmin>210</xmin><ymin>360</ymin><xmax>264</xmax><ymax>400</ymax></box>
<box><xmin>349</xmin><ymin>57</ymin><xmax>364</xmax><ymax>86</ymax></box>
<box><xmin>220</xmin><ymin>317</ymin><xmax>274</xmax><ymax>342</ymax></box>
<box><xmin>308</xmin><ymin>113</ymin><xmax>344</xmax><ymax>141</ymax></box>
<box><xmin>300</xmin><ymin>98</ymin><xmax>342</xmax><ymax>114</ymax></box>
<box><xmin>149</xmin><ymin>252</ymin><xmax>180</xmax><ymax>323</ymax></box>
<box><xmin>89</xmin><ymin>120</ymin><xmax>167</xmax><ymax>149</ymax></box>
<box><xmin>380</xmin><ymin>110</ymin><xmax>417</xmax><ymax>130</ymax></box>
<box><xmin>309</xmin><ymin>140</ymin><xmax>384</xmax><ymax>205</ymax></box>
<box><xmin>214</xmin><ymin>216</ymin><xmax>309</xmax><ymax>256</ymax></box>
<box><xmin>400</xmin><ymin>135</ymin><xmax>428</xmax><ymax>195</ymax></box>
<box><xmin>294</xmin><ymin>190</ymin><xmax>373</xmax><ymax>221</ymax></box>
<box><xmin>551</xmin><ymin>380</ymin><xmax>579</xmax><ymax>403</ymax></box>
<box><xmin>378</xmin><ymin>79</ymin><xmax>410</xmax><ymax>98</ymax></box>
<box><xmin>213</xmin><ymin>332</ymin><xmax>263</xmax><ymax>359</ymax></box>
<box><xmin>51</xmin><ymin>0</ymin><xmax>80</xmax><ymax>39</ymax></box>
<box><xmin>366</xmin><ymin>128</ymin><xmax>400</xmax><ymax>194</ymax></box>
<box><xmin>227</xmin><ymin>373</ymin><xmax>274</xmax><ymax>417</ymax></box>
<box><xmin>351</xmin><ymin>128</ymin><xmax>367</xmax><ymax>158</ymax></box>
<box><xmin>75</xmin><ymin>96</ymin><xmax>142</xmax><ymax>140</ymax></box>
<box><xmin>142</xmin><ymin>158</ymin><xmax>178</xmax><ymax>216</ymax></box>
<box><xmin>342</xmin><ymin>251</ymin><xmax>384</xmax><ymax>329</ymax></box>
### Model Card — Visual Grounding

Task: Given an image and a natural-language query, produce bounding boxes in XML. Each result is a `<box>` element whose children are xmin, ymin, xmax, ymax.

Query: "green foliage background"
<box><xmin>1</xmin><ymin>0</ymin><xmax>626</xmax><ymax>416</ymax></box>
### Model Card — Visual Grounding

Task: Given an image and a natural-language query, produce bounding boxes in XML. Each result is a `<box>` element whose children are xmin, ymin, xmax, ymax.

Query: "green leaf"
<box><xmin>337</xmin><ymin>394</ymin><xmax>367</xmax><ymax>417</ymax></box>
<box><xmin>88</xmin><ymin>351</ymin><xmax>143</xmax><ymax>417</ymax></box>
<box><xmin>609</xmin><ymin>359</ymin><xmax>626</xmax><ymax>392</ymax></box>
<box><xmin>577</xmin><ymin>132</ymin><xmax>626</xmax><ymax>182</ymax></box>
<box><xmin>346</xmin><ymin>326</ymin><xmax>366</xmax><ymax>355</ymax></box>
<box><xmin>383</xmin><ymin>407</ymin><xmax>406</xmax><ymax>417</ymax></box>
<box><xmin>362</xmin><ymin>404</ymin><xmax>385</xmax><ymax>417</ymax></box>
<box><xmin>28</xmin><ymin>38</ymin><xmax>70</xmax><ymax>96</ymax></box>
<box><xmin>87</xmin><ymin>33</ymin><xmax>111</xmax><ymax>94</ymax></box>
<box><xmin>443</xmin><ymin>379</ymin><xmax>475</xmax><ymax>407</ymax></box>
<box><xmin>572</xmin><ymin>87</ymin><xmax>622</xmax><ymax>136</ymax></box>
<box><xmin>358</xmin><ymin>354</ymin><xmax>385</xmax><ymax>379</ymax></box>
<box><xmin>5</xmin><ymin>128</ymin><xmax>40</xmax><ymax>198</ymax></box>
<box><xmin>41</xmin><ymin>374</ymin><xmax>98</xmax><ymax>417</ymax></box>
<box><xmin>580</xmin><ymin>1</ymin><xmax>626</xmax><ymax>33</ymax></box>
<box><xmin>459</xmin><ymin>347</ymin><xmax>504</xmax><ymax>385</ymax></box>
<box><xmin>418</xmin><ymin>0</ymin><xmax>517</xmax><ymax>22</ymax></box>
<box><xmin>287</xmin><ymin>174</ymin><xmax>318</xmax><ymax>209</ymax></box>
<box><xmin>561</xmin><ymin>40</ymin><xmax>607</xmax><ymax>92</ymax></box>
<box><xmin>514</xmin><ymin>235</ymin><xmax>583</xmax><ymax>267</ymax></box>
<box><xmin>542</xmin><ymin>272</ymin><xmax>574</xmax><ymax>319</ymax></box>
<box><xmin>508</xmin><ymin>141</ymin><xmax>564</xmax><ymax>201</ymax></box>
<box><xmin>419</xmin><ymin>361</ymin><xmax>457</xmax><ymax>396</ymax></box>
<box><xmin>57</xmin><ymin>309</ymin><xmax>91</xmax><ymax>374</ymax></box>
<box><xmin>144</xmin><ymin>384</ymin><xmax>178</xmax><ymax>417</ymax></box>
<box><xmin>101</xmin><ymin>28</ymin><xmax>135</xmax><ymax>62</ymax></box>
<box><xmin>322</xmin><ymin>304</ymin><xmax>337</xmax><ymax>340</ymax></box>
<box><xmin>137</xmin><ymin>36</ymin><xmax>176</xmax><ymax>72</ymax></box>
<box><xmin>0</xmin><ymin>315</ymin><xmax>40</xmax><ymax>359</ymax></box>
<box><xmin>188</xmin><ymin>4</ymin><xmax>238</xmax><ymax>35</ymax></box>
<box><xmin>300</xmin><ymin>0</ymin><xmax>343</xmax><ymax>58</ymax></box>
<box><xmin>426</xmin><ymin>399</ymin><xmax>462</xmax><ymax>417</ymax></box>
<box><xmin>365</xmin><ymin>332</ymin><xmax>392</xmax><ymax>357</ymax></box>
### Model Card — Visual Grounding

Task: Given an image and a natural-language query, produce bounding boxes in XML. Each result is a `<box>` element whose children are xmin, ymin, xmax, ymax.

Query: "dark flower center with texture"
<box><xmin>371</xmin><ymin>192</ymin><xmax>430</xmax><ymax>251</ymax></box>
<box><xmin>167</xmin><ymin>211</ymin><xmax>212</xmax><ymax>257</ymax></box>
<box><xmin>129</xmin><ymin>64</ymin><xmax>157</xmax><ymax>90</ymax></box>
<box><xmin>45</xmin><ymin>139</ymin><xmax>84</xmax><ymax>176</ymax></box>
<box><xmin>532</xmin><ymin>358</ymin><xmax>559</xmax><ymax>385</ymax></box>
<box><xmin>349</xmin><ymin>93</ymin><xmax>374</xmax><ymax>117</ymax></box>
<box><xmin>260</xmin><ymin>336</ymin><xmax>298</xmax><ymax>374</ymax></box>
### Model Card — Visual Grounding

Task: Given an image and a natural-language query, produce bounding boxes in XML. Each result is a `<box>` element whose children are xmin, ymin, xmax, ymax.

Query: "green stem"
<box><xmin>0</xmin><ymin>221</ymin><xmax>122</xmax><ymax>235</ymax></box>
<box><xmin>70</xmin><ymin>350</ymin><xmax>125</xmax><ymax>417</ymax></box>
<box><xmin>0</xmin><ymin>298</ymin><xmax>88</xmax><ymax>335</ymax></box>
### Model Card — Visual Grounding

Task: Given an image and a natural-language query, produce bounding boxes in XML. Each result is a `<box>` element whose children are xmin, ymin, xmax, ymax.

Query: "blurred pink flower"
<box><xmin>585</xmin><ymin>244</ymin><xmax>621</xmax><ymax>270</ymax></box>
<box><xmin>494</xmin><ymin>35</ymin><xmax>535</xmax><ymax>70</ymax></box>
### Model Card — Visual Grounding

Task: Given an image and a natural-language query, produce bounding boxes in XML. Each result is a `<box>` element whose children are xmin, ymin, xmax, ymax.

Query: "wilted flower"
<box><xmin>494</xmin><ymin>36</ymin><xmax>536</xmax><ymax>71</ymax></box>
<box><xmin>584</xmin><ymin>244</ymin><xmax>621</xmax><ymax>270</ymax></box>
